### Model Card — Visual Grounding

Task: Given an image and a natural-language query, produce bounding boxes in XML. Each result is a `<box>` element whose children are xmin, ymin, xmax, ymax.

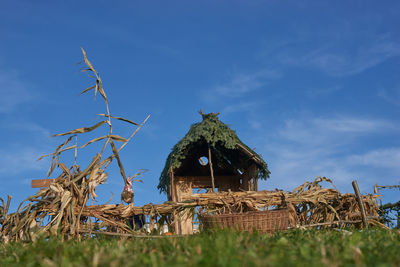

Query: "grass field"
<box><xmin>1</xmin><ymin>229</ymin><xmax>399</xmax><ymax>266</ymax></box>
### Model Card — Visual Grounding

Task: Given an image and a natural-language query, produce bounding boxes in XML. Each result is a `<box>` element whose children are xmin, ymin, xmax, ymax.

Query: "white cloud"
<box><xmin>0</xmin><ymin>146</ymin><xmax>49</xmax><ymax>175</ymax></box>
<box><xmin>312</xmin><ymin>117</ymin><xmax>393</xmax><ymax>133</ymax></box>
<box><xmin>5</xmin><ymin>121</ymin><xmax>51</xmax><ymax>138</ymax></box>
<box><xmin>213</xmin><ymin>69</ymin><xmax>281</xmax><ymax>98</ymax></box>
<box><xmin>248</xmin><ymin>118</ymin><xmax>262</xmax><ymax>130</ymax></box>
<box><xmin>259</xmin><ymin>116</ymin><xmax>399</xmax><ymax>192</ymax></box>
<box><xmin>0</xmin><ymin>122</ymin><xmax>52</xmax><ymax>176</ymax></box>
<box><xmin>278</xmin><ymin>34</ymin><xmax>400</xmax><ymax>76</ymax></box>
<box><xmin>222</xmin><ymin>102</ymin><xmax>258</xmax><ymax>115</ymax></box>
<box><xmin>262</xmin><ymin>145</ymin><xmax>359</xmax><ymax>191</ymax></box>
<box><xmin>278</xmin><ymin>117</ymin><xmax>393</xmax><ymax>148</ymax></box>
<box><xmin>378</xmin><ymin>85</ymin><xmax>400</xmax><ymax>106</ymax></box>
<box><xmin>0</xmin><ymin>70</ymin><xmax>33</xmax><ymax>113</ymax></box>
<box><xmin>347</xmin><ymin>148</ymin><xmax>400</xmax><ymax>169</ymax></box>
<box><xmin>306</xmin><ymin>86</ymin><xmax>342</xmax><ymax>98</ymax></box>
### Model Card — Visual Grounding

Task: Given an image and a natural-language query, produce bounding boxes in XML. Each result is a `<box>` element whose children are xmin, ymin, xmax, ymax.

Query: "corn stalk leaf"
<box><xmin>53</xmin><ymin>136</ymin><xmax>73</xmax><ymax>154</ymax></box>
<box><xmin>110</xmin><ymin>139</ymin><xmax>127</xmax><ymax>185</ymax></box>
<box><xmin>80</xmin><ymin>48</ymin><xmax>96</xmax><ymax>73</ymax></box>
<box><xmin>97</xmin><ymin>114</ymin><xmax>139</xmax><ymax>126</ymax></box>
<box><xmin>38</xmin><ymin>136</ymin><xmax>72</xmax><ymax>161</ymax></box>
<box><xmin>129</xmin><ymin>169</ymin><xmax>148</xmax><ymax>182</ymax></box>
<box><xmin>80</xmin><ymin>135</ymin><xmax>126</xmax><ymax>149</ymax></box>
<box><xmin>80</xmin><ymin>85</ymin><xmax>96</xmax><ymax>95</ymax></box>
<box><xmin>110</xmin><ymin>135</ymin><xmax>127</xmax><ymax>142</ymax></box>
<box><xmin>68</xmin><ymin>153</ymin><xmax>101</xmax><ymax>185</ymax></box>
<box><xmin>97</xmin><ymin>81</ymin><xmax>107</xmax><ymax>103</ymax></box>
<box><xmin>58</xmin><ymin>163</ymin><xmax>71</xmax><ymax>177</ymax></box>
<box><xmin>38</xmin><ymin>145</ymin><xmax>77</xmax><ymax>161</ymax></box>
<box><xmin>98</xmin><ymin>155</ymin><xmax>113</xmax><ymax>168</ymax></box>
<box><xmin>47</xmin><ymin>153</ymin><xmax>60</xmax><ymax>177</ymax></box>
<box><xmin>80</xmin><ymin>136</ymin><xmax>108</xmax><ymax>148</ymax></box>
<box><xmin>52</xmin><ymin>120</ymin><xmax>106</xmax><ymax>137</ymax></box>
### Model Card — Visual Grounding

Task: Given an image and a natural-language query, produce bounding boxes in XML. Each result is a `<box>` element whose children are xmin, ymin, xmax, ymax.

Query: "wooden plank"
<box><xmin>178</xmin><ymin>210</ymin><xmax>193</xmax><ymax>235</ymax></box>
<box><xmin>352</xmin><ymin>180</ymin><xmax>368</xmax><ymax>229</ymax></box>
<box><xmin>31</xmin><ymin>179</ymin><xmax>55</xmax><ymax>188</ymax></box>
<box><xmin>174</xmin><ymin>176</ymin><xmax>241</xmax><ymax>189</ymax></box>
<box><xmin>173</xmin><ymin>178</ymin><xmax>194</xmax><ymax>235</ymax></box>
<box><xmin>240</xmin><ymin>164</ymin><xmax>258</xmax><ymax>191</ymax></box>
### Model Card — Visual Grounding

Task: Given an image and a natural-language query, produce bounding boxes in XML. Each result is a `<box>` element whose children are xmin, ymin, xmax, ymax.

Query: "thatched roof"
<box><xmin>158</xmin><ymin>112</ymin><xmax>270</xmax><ymax>193</ymax></box>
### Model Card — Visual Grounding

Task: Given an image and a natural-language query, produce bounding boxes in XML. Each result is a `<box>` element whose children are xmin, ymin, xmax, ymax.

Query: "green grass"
<box><xmin>1</xmin><ymin>229</ymin><xmax>399</xmax><ymax>266</ymax></box>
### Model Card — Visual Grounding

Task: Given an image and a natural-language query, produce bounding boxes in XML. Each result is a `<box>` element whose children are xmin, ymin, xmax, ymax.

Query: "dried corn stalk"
<box><xmin>0</xmin><ymin>49</ymin><xmax>149</xmax><ymax>242</ymax></box>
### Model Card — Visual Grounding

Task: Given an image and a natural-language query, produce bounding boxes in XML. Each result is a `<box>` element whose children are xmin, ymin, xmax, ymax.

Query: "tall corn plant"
<box><xmin>38</xmin><ymin>48</ymin><xmax>149</xmax><ymax>196</ymax></box>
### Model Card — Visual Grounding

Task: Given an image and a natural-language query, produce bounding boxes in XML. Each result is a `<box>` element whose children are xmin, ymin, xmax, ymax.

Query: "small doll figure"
<box><xmin>120</xmin><ymin>170</ymin><xmax>146</xmax><ymax>205</ymax></box>
<box><xmin>121</xmin><ymin>176</ymin><xmax>134</xmax><ymax>204</ymax></box>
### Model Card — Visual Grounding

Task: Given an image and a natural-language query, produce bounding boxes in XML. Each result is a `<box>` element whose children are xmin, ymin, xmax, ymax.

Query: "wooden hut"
<box><xmin>158</xmin><ymin>112</ymin><xmax>270</xmax><ymax>234</ymax></box>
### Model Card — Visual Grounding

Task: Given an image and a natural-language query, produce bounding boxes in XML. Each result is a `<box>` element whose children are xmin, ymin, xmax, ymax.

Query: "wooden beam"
<box><xmin>174</xmin><ymin>176</ymin><xmax>241</xmax><ymax>189</ymax></box>
<box><xmin>174</xmin><ymin>176</ymin><xmax>241</xmax><ymax>181</ymax></box>
<box><xmin>236</xmin><ymin>143</ymin><xmax>264</xmax><ymax>166</ymax></box>
<box><xmin>31</xmin><ymin>179</ymin><xmax>55</xmax><ymax>188</ymax></box>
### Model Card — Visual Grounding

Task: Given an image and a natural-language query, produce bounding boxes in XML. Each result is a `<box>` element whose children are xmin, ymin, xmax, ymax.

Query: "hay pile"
<box><xmin>1</xmin><ymin>175</ymin><xmax>384</xmax><ymax>242</ymax></box>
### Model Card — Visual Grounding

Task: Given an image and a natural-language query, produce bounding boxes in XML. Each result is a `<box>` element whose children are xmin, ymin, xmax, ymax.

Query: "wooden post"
<box><xmin>175</xmin><ymin>181</ymin><xmax>193</xmax><ymax>235</ymax></box>
<box><xmin>169</xmin><ymin>168</ymin><xmax>177</xmax><ymax>202</ymax></box>
<box><xmin>170</xmin><ymin>169</ymin><xmax>193</xmax><ymax>235</ymax></box>
<box><xmin>352</xmin><ymin>180</ymin><xmax>368</xmax><ymax>229</ymax></box>
<box><xmin>208</xmin><ymin>145</ymin><xmax>216</xmax><ymax>193</ymax></box>
<box><xmin>169</xmin><ymin>168</ymin><xmax>180</xmax><ymax>234</ymax></box>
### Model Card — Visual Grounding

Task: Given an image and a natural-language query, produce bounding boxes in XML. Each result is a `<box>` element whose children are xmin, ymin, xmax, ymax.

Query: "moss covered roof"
<box><xmin>158</xmin><ymin>112</ymin><xmax>270</xmax><ymax>193</ymax></box>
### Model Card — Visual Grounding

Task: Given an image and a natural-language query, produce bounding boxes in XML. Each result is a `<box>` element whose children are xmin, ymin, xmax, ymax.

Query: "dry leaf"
<box><xmin>80</xmin><ymin>135</ymin><xmax>126</xmax><ymax>149</ymax></box>
<box><xmin>110</xmin><ymin>139</ymin><xmax>127</xmax><ymax>185</ymax></box>
<box><xmin>52</xmin><ymin>120</ymin><xmax>106</xmax><ymax>137</ymax></box>
<box><xmin>80</xmin><ymin>85</ymin><xmax>96</xmax><ymax>95</ymax></box>
<box><xmin>97</xmin><ymin>114</ymin><xmax>139</xmax><ymax>126</ymax></box>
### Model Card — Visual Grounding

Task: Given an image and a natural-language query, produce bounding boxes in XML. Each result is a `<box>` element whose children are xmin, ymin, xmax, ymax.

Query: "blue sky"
<box><xmin>1</xmin><ymin>1</ymin><xmax>399</xmax><ymax>210</ymax></box>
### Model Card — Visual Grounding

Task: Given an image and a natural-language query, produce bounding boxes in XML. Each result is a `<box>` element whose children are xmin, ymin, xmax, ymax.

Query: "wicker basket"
<box><xmin>199</xmin><ymin>209</ymin><xmax>290</xmax><ymax>234</ymax></box>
